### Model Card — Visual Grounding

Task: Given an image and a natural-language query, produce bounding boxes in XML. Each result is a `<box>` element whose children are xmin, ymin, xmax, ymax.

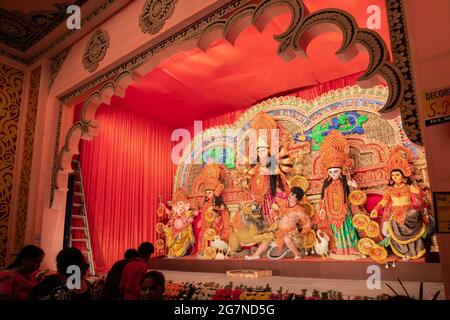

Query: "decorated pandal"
<box><xmin>155</xmin><ymin>85</ymin><xmax>434</xmax><ymax>269</ymax></box>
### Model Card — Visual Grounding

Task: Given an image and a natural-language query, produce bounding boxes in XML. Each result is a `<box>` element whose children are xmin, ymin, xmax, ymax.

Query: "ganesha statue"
<box><xmin>162</xmin><ymin>189</ymin><xmax>196</xmax><ymax>258</ymax></box>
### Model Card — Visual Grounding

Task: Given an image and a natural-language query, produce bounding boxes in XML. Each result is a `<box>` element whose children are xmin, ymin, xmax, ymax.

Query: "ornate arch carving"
<box><xmin>224</xmin><ymin>5</ymin><xmax>257</xmax><ymax>45</ymax></box>
<box><xmin>196</xmin><ymin>0</ymin><xmax>415</xmax><ymax>143</ymax></box>
<box><xmin>51</xmin><ymin>71</ymin><xmax>137</xmax><ymax>208</ymax></box>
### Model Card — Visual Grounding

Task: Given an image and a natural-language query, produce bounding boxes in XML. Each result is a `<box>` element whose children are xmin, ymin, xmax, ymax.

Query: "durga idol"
<box><xmin>246</xmin><ymin>112</ymin><xmax>291</xmax><ymax>223</ymax></box>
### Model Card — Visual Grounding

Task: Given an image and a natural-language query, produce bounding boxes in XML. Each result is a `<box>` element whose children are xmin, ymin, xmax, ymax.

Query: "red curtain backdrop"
<box><xmin>80</xmin><ymin>104</ymin><xmax>175</xmax><ymax>271</ymax></box>
<box><xmin>288</xmin><ymin>71</ymin><xmax>368</xmax><ymax>100</ymax></box>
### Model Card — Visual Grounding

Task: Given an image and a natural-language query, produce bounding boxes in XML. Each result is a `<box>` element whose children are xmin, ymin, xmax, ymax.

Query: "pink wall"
<box><xmin>37</xmin><ymin>99</ymin><xmax>76</xmax><ymax>270</ymax></box>
<box><xmin>404</xmin><ymin>0</ymin><xmax>450</xmax><ymax>298</ymax></box>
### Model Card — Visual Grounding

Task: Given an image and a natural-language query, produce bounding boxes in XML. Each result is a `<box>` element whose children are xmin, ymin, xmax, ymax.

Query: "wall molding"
<box><xmin>49</xmin><ymin>47</ymin><xmax>72</xmax><ymax>89</ymax></box>
<box><xmin>15</xmin><ymin>66</ymin><xmax>42</xmax><ymax>251</ymax></box>
<box><xmin>50</xmin><ymin>102</ymin><xmax>64</xmax><ymax>208</ymax></box>
<box><xmin>385</xmin><ymin>0</ymin><xmax>421</xmax><ymax>144</ymax></box>
<box><xmin>0</xmin><ymin>63</ymin><xmax>24</xmax><ymax>267</ymax></box>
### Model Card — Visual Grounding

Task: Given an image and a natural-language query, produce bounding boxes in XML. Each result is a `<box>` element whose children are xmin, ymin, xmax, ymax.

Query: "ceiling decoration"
<box><xmin>139</xmin><ymin>0</ymin><xmax>178</xmax><ymax>35</ymax></box>
<box><xmin>0</xmin><ymin>1</ymin><xmax>87</xmax><ymax>52</ymax></box>
<box><xmin>82</xmin><ymin>29</ymin><xmax>110</xmax><ymax>73</ymax></box>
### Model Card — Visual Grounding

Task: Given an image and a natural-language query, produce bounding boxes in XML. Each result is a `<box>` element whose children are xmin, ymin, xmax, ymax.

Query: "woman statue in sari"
<box><xmin>194</xmin><ymin>162</ymin><xmax>231</xmax><ymax>258</ymax></box>
<box><xmin>163</xmin><ymin>190</ymin><xmax>195</xmax><ymax>258</ymax></box>
<box><xmin>370</xmin><ymin>146</ymin><xmax>429</xmax><ymax>260</ymax></box>
<box><xmin>318</xmin><ymin>131</ymin><xmax>362</xmax><ymax>259</ymax></box>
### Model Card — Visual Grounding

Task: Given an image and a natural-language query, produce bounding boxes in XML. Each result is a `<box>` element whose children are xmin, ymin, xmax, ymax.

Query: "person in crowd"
<box><xmin>29</xmin><ymin>247</ymin><xmax>91</xmax><ymax>300</ymax></box>
<box><xmin>138</xmin><ymin>271</ymin><xmax>165</xmax><ymax>300</ymax></box>
<box><xmin>0</xmin><ymin>245</ymin><xmax>44</xmax><ymax>300</ymax></box>
<box><xmin>101</xmin><ymin>248</ymin><xmax>138</xmax><ymax>299</ymax></box>
<box><xmin>119</xmin><ymin>242</ymin><xmax>154</xmax><ymax>300</ymax></box>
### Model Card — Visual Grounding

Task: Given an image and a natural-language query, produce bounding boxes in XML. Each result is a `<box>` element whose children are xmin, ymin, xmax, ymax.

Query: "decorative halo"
<box><xmin>155</xmin><ymin>239</ymin><xmax>165</xmax><ymax>250</ymax></box>
<box><xmin>205</xmin><ymin>208</ymin><xmax>216</xmax><ymax>223</ymax></box>
<box><xmin>300</xmin><ymin>203</ymin><xmax>315</xmax><ymax>218</ymax></box>
<box><xmin>288</xmin><ymin>175</ymin><xmax>309</xmax><ymax>191</ymax></box>
<box><xmin>365</xmin><ymin>221</ymin><xmax>380</xmax><ymax>238</ymax></box>
<box><xmin>156</xmin><ymin>222</ymin><xmax>165</xmax><ymax>234</ymax></box>
<box><xmin>369</xmin><ymin>245</ymin><xmax>388</xmax><ymax>261</ymax></box>
<box><xmin>352</xmin><ymin>214</ymin><xmax>370</xmax><ymax>230</ymax></box>
<box><xmin>157</xmin><ymin>206</ymin><xmax>165</xmax><ymax>217</ymax></box>
<box><xmin>357</xmin><ymin>238</ymin><xmax>375</xmax><ymax>256</ymax></box>
<box><xmin>349</xmin><ymin>190</ymin><xmax>367</xmax><ymax>206</ymax></box>
<box><xmin>204</xmin><ymin>247</ymin><xmax>216</xmax><ymax>260</ymax></box>
<box><xmin>303</xmin><ymin>230</ymin><xmax>316</xmax><ymax>249</ymax></box>
<box><xmin>204</xmin><ymin>228</ymin><xmax>216</xmax><ymax>241</ymax></box>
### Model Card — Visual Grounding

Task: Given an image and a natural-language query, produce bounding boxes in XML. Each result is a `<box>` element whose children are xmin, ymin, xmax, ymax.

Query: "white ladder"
<box><xmin>70</xmin><ymin>159</ymin><xmax>95</xmax><ymax>276</ymax></box>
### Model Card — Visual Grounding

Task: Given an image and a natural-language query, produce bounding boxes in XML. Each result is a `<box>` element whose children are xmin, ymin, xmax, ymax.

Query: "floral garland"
<box><xmin>163</xmin><ymin>281</ymin><xmax>385</xmax><ymax>300</ymax></box>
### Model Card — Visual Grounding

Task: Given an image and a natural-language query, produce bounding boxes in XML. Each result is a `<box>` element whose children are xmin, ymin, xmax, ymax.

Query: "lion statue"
<box><xmin>227</xmin><ymin>202</ymin><xmax>267</xmax><ymax>257</ymax></box>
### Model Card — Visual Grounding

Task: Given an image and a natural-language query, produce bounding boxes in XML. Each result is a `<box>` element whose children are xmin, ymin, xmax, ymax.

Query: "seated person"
<box><xmin>0</xmin><ymin>245</ymin><xmax>44</xmax><ymax>300</ymax></box>
<box><xmin>30</xmin><ymin>247</ymin><xmax>91</xmax><ymax>300</ymax></box>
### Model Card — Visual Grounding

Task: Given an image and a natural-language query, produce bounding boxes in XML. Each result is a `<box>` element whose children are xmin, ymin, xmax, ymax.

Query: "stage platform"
<box><xmin>150</xmin><ymin>255</ymin><xmax>442</xmax><ymax>282</ymax></box>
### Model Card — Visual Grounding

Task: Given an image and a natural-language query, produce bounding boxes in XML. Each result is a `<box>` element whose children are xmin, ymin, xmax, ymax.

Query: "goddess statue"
<box><xmin>244</xmin><ymin>112</ymin><xmax>291</xmax><ymax>223</ymax></box>
<box><xmin>318</xmin><ymin>131</ymin><xmax>363</xmax><ymax>259</ymax></box>
<box><xmin>370</xmin><ymin>146</ymin><xmax>430</xmax><ymax>260</ymax></box>
<box><xmin>194</xmin><ymin>162</ymin><xmax>231</xmax><ymax>258</ymax></box>
<box><xmin>162</xmin><ymin>190</ymin><xmax>195</xmax><ymax>258</ymax></box>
